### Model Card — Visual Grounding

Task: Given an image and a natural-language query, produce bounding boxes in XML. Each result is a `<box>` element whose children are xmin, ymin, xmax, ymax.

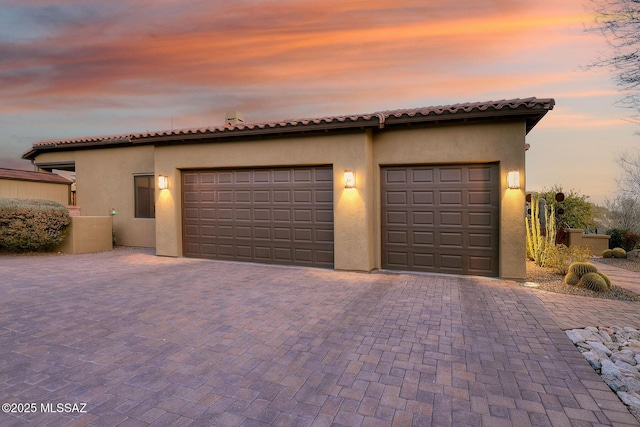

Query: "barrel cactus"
<box><xmin>597</xmin><ymin>272</ymin><xmax>612</xmax><ymax>289</ymax></box>
<box><xmin>579</xmin><ymin>272</ymin><xmax>608</xmax><ymax>292</ymax></box>
<box><xmin>568</xmin><ymin>262</ymin><xmax>599</xmax><ymax>276</ymax></box>
<box><xmin>612</xmin><ymin>247</ymin><xmax>627</xmax><ymax>259</ymax></box>
<box><xmin>564</xmin><ymin>272</ymin><xmax>580</xmax><ymax>286</ymax></box>
<box><xmin>602</xmin><ymin>249</ymin><xmax>614</xmax><ymax>258</ymax></box>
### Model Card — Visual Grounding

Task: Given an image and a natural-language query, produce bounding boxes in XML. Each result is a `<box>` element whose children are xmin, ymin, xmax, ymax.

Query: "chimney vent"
<box><xmin>225</xmin><ymin>111</ymin><xmax>245</xmax><ymax>126</ymax></box>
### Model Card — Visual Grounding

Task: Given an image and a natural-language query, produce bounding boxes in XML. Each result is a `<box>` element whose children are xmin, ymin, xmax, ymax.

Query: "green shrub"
<box><xmin>0</xmin><ymin>198</ymin><xmax>70</xmax><ymax>252</ymax></box>
<box><xmin>612</xmin><ymin>247</ymin><xmax>627</xmax><ymax>258</ymax></box>
<box><xmin>579</xmin><ymin>272</ymin><xmax>608</xmax><ymax>292</ymax></box>
<box><xmin>568</xmin><ymin>262</ymin><xmax>598</xmax><ymax>276</ymax></box>
<box><xmin>607</xmin><ymin>228</ymin><xmax>627</xmax><ymax>249</ymax></box>
<box><xmin>602</xmin><ymin>249</ymin><xmax>614</xmax><ymax>258</ymax></box>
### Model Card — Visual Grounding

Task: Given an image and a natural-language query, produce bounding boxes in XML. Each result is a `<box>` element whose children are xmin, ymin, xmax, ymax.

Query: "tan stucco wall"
<box><xmin>372</xmin><ymin>122</ymin><xmax>527</xmax><ymax>279</ymax></box>
<box><xmin>56</xmin><ymin>216</ymin><xmax>113</xmax><ymax>254</ymax></box>
<box><xmin>154</xmin><ymin>133</ymin><xmax>376</xmax><ymax>271</ymax></box>
<box><xmin>0</xmin><ymin>179</ymin><xmax>69</xmax><ymax>205</ymax></box>
<box><xmin>35</xmin><ymin>146</ymin><xmax>156</xmax><ymax>248</ymax></box>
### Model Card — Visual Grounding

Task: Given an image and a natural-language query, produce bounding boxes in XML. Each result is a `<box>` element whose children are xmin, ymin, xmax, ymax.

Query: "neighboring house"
<box><xmin>0</xmin><ymin>167</ymin><xmax>71</xmax><ymax>205</ymax></box>
<box><xmin>22</xmin><ymin>97</ymin><xmax>555</xmax><ymax>279</ymax></box>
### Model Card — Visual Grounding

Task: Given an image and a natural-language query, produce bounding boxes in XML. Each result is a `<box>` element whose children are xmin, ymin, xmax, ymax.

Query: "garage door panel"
<box><xmin>468</xmin><ymin>190</ymin><xmax>493</xmax><ymax>205</ymax></box>
<box><xmin>183</xmin><ymin>166</ymin><xmax>333</xmax><ymax>268</ymax></box>
<box><xmin>412</xmin><ymin>169</ymin><xmax>434</xmax><ymax>183</ymax></box>
<box><xmin>440</xmin><ymin>212</ymin><xmax>463</xmax><ymax>226</ymax></box>
<box><xmin>413</xmin><ymin>211</ymin><xmax>434</xmax><ymax>225</ymax></box>
<box><xmin>218</xmin><ymin>191</ymin><xmax>233</xmax><ymax>202</ymax></box>
<box><xmin>382</xmin><ymin>164</ymin><xmax>498</xmax><ymax>276</ymax></box>
<box><xmin>439</xmin><ymin>168</ymin><xmax>462</xmax><ymax>183</ymax></box>
<box><xmin>254</xmin><ymin>227</ymin><xmax>271</xmax><ymax>240</ymax></box>
<box><xmin>440</xmin><ymin>191</ymin><xmax>462</xmax><ymax>205</ymax></box>
<box><xmin>413</xmin><ymin>191</ymin><xmax>434</xmax><ymax>205</ymax></box>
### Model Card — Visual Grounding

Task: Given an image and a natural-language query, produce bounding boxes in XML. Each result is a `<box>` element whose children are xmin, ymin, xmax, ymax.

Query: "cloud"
<box><xmin>0</xmin><ymin>0</ymin><xmax>594</xmax><ymax>116</ymax></box>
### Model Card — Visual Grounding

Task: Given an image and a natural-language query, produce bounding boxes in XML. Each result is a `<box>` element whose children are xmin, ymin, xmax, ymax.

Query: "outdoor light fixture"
<box><xmin>506</xmin><ymin>170</ymin><xmax>520</xmax><ymax>189</ymax></box>
<box><xmin>158</xmin><ymin>175</ymin><xmax>169</xmax><ymax>190</ymax></box>
<box><xmin>344</xmin><ymin>170</ymin><xmax>356</xmax><ymax>188</ymax></box>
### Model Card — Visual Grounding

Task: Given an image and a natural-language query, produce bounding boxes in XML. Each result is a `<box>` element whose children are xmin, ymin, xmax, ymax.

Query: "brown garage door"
<box><xmin>381</xmin><ymin>164</ymin><xmax>499</xmax><ymax>276</ymax></box>
<box><xmin>182</xmin><ymin>166</ymin><xmax>334</xmax><ymax>268</ymax></box>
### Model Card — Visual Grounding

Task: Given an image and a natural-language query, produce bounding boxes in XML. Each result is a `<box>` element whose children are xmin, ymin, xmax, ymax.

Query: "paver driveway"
<box><xmin>0</xmin><ymin>249</ymin><xmax>637</xmax><ymax>426</ymax></box>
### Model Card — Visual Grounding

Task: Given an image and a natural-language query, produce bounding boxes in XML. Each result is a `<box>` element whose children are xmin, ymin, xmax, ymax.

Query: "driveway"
<box><xmin>0</xmin><ymin>249</ymin><xmax>637</xmax><ymax>426</ymax></box>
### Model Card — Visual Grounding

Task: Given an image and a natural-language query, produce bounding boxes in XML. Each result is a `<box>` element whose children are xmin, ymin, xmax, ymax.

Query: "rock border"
<box><xmin>566</xmin><ymin>326</ymin><xmax>640</xmax><ymax>422</ymax></box>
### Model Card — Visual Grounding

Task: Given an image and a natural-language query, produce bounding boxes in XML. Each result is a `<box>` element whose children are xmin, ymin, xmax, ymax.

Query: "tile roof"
<box><xmin>23</xmin><ymin>97</ymin><xmax>554</xmax><ymax>159</ymax></box>
<box><xmin>0</xmin><ymin>168</ymin><xmax>72</xmax><ymax>184</ymax></box>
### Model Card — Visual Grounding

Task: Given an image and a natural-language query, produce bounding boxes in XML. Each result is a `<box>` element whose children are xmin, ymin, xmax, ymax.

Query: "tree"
<box><xmin>588</xmin><ymin>0</ymin><xmax>640</xmax><ymax>119</ymax></box>
<box><xmin>540</xmin><ymin>185</ymin><xmax>596</xmax><ymax>230</ymax></box>
<box><xmin>605</xmin><ymin>195</ymin><xmax>640</xmax><ymax>233</ymax></box>
<box><xmin>617</xmin><ymin>150</ymin><xmax>640</xmax><ymax>199</ymax></box>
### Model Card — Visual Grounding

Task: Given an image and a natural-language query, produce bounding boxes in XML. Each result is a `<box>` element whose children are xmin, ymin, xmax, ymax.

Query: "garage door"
<box><xmin>182</xmin><ymin>166</ymin><xmax>334</xmax><ymax>268</ymax></box>
<box><xmin>381</xmin><ymin>164</ymin><xmax>499</xmax><ymax>276</ymax></box>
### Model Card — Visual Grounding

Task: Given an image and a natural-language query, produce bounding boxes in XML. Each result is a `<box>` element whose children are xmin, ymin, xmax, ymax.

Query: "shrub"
<box><xmin>0</xmin><ymin>198</ymin><xmax>70</xmax><ymax>252</ymax></box>
<box><xmin>545</xmin><ymin>244</ymin><xmax>591</xmax><ymax>275</ymax></box>
<box><xmin>568</xmin><ymin>262</ymin><xmax>598</xmax><ymax>276</ymax></box>
<box><xmin>579</xmin><ymin>272</ymin><xmax>608</xmax><ymax>292</ymax></box>
<box><xmin>612</xmin><ymin>247</ymin><xmax>627</xmax><ymax>258</ymax></box>
<box><xmin>603</xmin><ymin>249</ymin><xmax>614</xmax><ymax>258</ymax></box>
<box><xmin>607</xmin><ymin>228</ymin><xmax>627</xmax><ymax>249</ymax></box>
<box><xmin>622</xmin><ymin>233</ymin><xmax>640</xmax><ymax>251</ymax></box>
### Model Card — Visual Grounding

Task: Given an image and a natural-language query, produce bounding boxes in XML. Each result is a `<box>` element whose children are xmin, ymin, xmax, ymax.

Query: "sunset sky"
<box><xmin>1</xmin><ymin>0</ymin><xmax>638</xmax><ymax>204</ymax></box>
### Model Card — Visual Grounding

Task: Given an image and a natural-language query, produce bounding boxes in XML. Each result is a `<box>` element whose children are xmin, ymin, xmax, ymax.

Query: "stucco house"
<box><xmin>0</xmin><ymin>167</ymin><xmax>71</xmax><ymax>205</ymax></box>
<box><xmin>22</xmin><ymin>97</ymin><xmax>555</xmax><ymax>279</ymax></box>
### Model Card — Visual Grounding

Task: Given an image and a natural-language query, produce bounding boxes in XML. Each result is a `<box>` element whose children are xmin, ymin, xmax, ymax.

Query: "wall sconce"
<box><xmin>158</xmin><ymin>175</ymin><xmax>169</xmax><ymax>190</ymax></box>
<box><xmin>344</xmin><ymin>170</ymin><xmax>356</xmax><ymax>188</ymax></box>
<box><xmin>506</xmin><ymin>170</ymin><xmax>520</xmax><ymax>189</ymax></box>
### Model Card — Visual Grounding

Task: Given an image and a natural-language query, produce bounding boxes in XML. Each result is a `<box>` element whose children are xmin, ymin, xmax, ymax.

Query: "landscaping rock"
<box><xmin>567</xmin><ymin>326</ymin><xmax>640</xmax><ymax>422</ymax></box>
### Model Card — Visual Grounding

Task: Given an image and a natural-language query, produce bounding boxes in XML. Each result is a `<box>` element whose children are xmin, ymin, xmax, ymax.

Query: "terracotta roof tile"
<box><xmin>24</xmin><ymin>97</ymin><xmax>554</xmax><ymax>158</ymax></box>
<box><xmin>0</xmin><ymin>168</ymin><xmax>72</xmax><ymax>184</ymax></box>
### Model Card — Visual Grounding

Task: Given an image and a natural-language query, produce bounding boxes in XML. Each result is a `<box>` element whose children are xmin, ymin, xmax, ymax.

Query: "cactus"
<box><xmin>568</xmin><ymin>262</ymin><xmax>599</xmax><ymax>276</ymax></box>
<box><xmin>602</xmin><ymin>249</ymin><xmax>614</xmax><ymax>258</ymax></box>
<box><xmin>525</xmin><ymin>193</ymin><xmax>556</xmax><ymax>267</ymax></box>
<box><xmin>597</xmin><ymin>272</ymin><xmax>612</xmax><ymax>289</ymax></box>
<box><xmin>579</xmin><ymin>272</ymin><xmax>608</xmax><ymax>292</ymax></box>
<box><xmin>564</xmin><ymin>272</ymin><xmax>580</xmax><ymax>286</ymax></box>
<box><xmin>612</xmin><ymin>247</ymin><xmax>627</xmax><ymax>258</ymax></box>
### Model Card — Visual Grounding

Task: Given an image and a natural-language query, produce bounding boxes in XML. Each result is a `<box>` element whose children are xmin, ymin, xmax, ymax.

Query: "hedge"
<box><xmin>0</xmin><ymin>197</ymin><xmax>70</xmax><ymax>252</ymax></box>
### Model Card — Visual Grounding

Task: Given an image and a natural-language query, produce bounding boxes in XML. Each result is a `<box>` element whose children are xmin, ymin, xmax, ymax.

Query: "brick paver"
<box><xmin>0</xmin><ymin>249</ymin><xmax>637</xmax><ymax>426</ymax></box>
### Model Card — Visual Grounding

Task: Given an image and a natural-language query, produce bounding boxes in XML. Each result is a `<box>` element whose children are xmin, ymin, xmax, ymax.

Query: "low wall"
<box><xmin>565</xmin><ymin>228</ymin><xmax>610</xmax><ymax>256</ymax></box>
<box><xmin>57</xmin><ymin>216</ymin><xmax>113</xmax><ymax>254</ymax></box>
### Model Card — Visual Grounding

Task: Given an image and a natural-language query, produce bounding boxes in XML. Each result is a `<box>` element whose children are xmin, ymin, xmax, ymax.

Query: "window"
<box><xmin>134</xmin><ymin>175</ymin><xmax>155</xmax><ymax>218</ymax></box>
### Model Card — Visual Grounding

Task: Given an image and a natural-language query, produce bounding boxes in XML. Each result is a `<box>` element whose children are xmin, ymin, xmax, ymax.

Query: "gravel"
<box><xmin>525</xmin><ymin>259</ymin><xmax>640</xmax><ymax>302</ymax></box>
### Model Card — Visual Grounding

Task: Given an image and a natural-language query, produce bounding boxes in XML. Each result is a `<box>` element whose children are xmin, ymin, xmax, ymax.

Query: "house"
<box><xmin>0</xmin><ymin>167</ymin><xmax>71</xmax><ymax>205</ymax></box>
<box><xmin>22</xmin><ymin>97</ymin><xmax>555</xmax><ymax>279</ymax></box>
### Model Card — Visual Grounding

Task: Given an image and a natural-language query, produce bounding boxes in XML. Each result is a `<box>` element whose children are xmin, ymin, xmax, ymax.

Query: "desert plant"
<box><xmin>603</xmin><ymin>249</ymin><xmax>614</xmax><ymax>258</ymax></box>
<box><xmin>564</xmin><ymin>272</ymin><xmax>581</xmax><ymax>286</ymax></box>
<box><xmin>612</xmin><ymin>247</ymin><xmax>627</xmax><ymax>258</ymax></box>
<box><xmin>607</xmin><ymin>228</ymin><xmax>627</xmax><ymax>249</ymax></box>
<box><xmin>568</xmin><ymin>262</ymin><xmax>599</xmax><ymax>276</ymax></box>
<box><xmin>546</xmin><ymin>244</ymin><xmax>591</xmax><ymax>275</ymax></box>
<box><xmin>0</xmin><ymin>197</ymin><xmax>70</xmax><ymax>252</ymax></box>
<box><xmin>526</xmin><ymin>193</ymin><xmax>557</xmax><ymax>267</ymax></box>
<box><xmin>579</xmin><ymin>272</ymin><xmax>608</xmax><ymax>292</ymax></box>
<box><xmin>597</xmin><ymin>272</ymin><xmax>612</xmax><ymax>289</ymax></box>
